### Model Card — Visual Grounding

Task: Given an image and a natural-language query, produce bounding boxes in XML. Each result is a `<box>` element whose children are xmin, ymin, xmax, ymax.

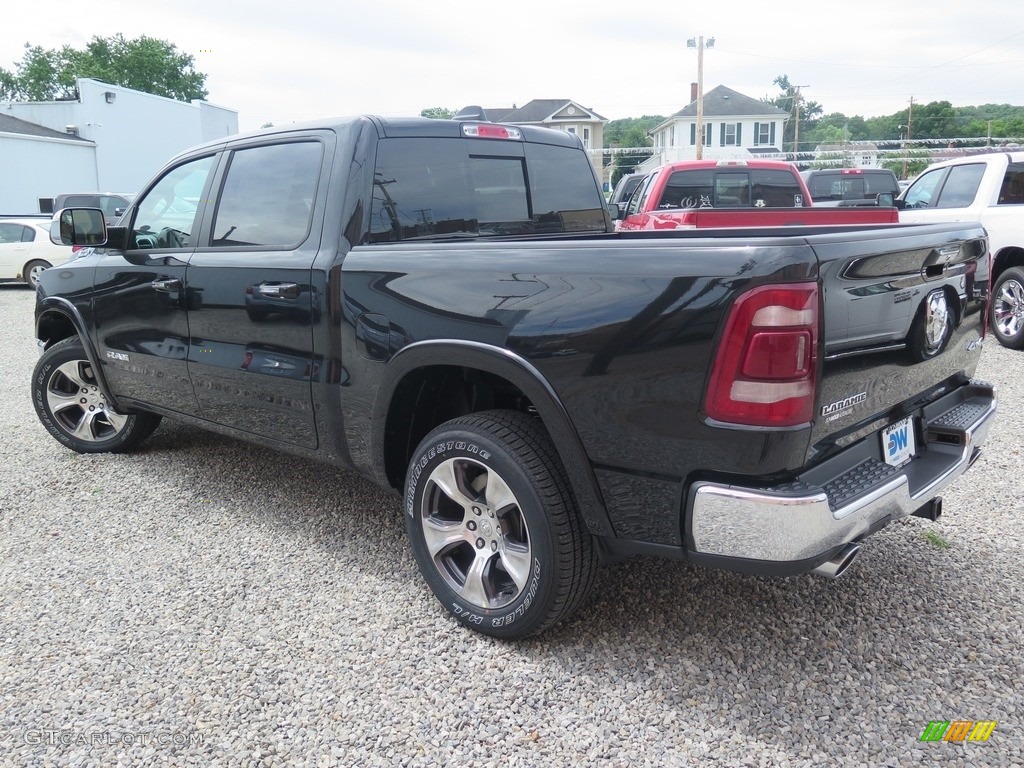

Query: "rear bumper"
<box><xmin>687</xmin><ymin>380</ymin><xmax>996</xmax><ymax>574</ymax></box>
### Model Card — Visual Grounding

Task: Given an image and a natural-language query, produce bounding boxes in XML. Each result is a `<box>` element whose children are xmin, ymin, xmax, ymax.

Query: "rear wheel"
<box><xmin>404</xmin><ymin>410</ymin><xmax>597</xmax><ymax>638</ymax></box>
<box><xmin>992</xmin><ymin>267</ymin><xmax>1024</xmax><ymax>349</ymax></box>
<box><xmin>24</xmin><ymin>259</ymin><xmax>51</xmax><ymax>289</ymax></box>
<box><xmin>32</xmin><ymin>337</ymin><xmax>161</xmax><ymax>453</ymax></box>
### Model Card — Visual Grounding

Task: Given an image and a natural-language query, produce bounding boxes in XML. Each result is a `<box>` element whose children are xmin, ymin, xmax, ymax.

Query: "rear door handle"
<box><xmin>152</xmin><ymin>278</ymin><xmax>183</xmax><ymax>292</ymax></box>
<box><xmin>256</xmin><ymin>282</ymin><xmax>300</xmax><ymax>299</ymax></box>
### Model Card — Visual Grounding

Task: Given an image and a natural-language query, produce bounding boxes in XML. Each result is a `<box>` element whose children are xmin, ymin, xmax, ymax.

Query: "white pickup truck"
<box><xmin>896</xmin><ymin>150</ymin><xmax>1024</xmax><ymax>348</ymax></box>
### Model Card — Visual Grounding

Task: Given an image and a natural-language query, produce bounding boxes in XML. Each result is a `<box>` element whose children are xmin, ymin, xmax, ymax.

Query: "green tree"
<box><xmin>0</xmin><ymin>35</ymin><xmax>207</xmax><ymax>102</ymax></box>
<box><xmin>604</xmin><ymin>116</ymin><xmax>662</xmax><ymax>186</ymax></box>
<box><xmin>420</xmin><ymin>107</ymin><xmax>455</xmax><ymax>119</ymax></box>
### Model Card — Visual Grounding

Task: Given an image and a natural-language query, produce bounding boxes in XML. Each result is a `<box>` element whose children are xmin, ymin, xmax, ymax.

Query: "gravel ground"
<box><xmin>0</xmin><ymin>283</ymin><xmax>1021</xmax><ymax>767</ymax></box>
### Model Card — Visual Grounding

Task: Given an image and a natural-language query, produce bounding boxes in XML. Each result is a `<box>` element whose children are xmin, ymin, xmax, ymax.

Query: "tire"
<box><xmin>991</xmin><ymin>266</ymin><xmax>1024</xmax><ymax>349</ymax></box>
<box><xmin>907</xmin><ymin>288</ymin><xmax>953</xmax><ymax>361</ymax></box>
<box><xmin>32</xmin><ymin>337</ymin><xmax>162</xmax><ymax>453</ymax></box>
<box><xmin>24</xmin><ymin>259</ymin><xmax>51</xmax><ymax>289</ymax></box>
<box><xmin>404</xmin><ymin>410</ymin><xmax>597</xmax><ymax>639</ymax></box>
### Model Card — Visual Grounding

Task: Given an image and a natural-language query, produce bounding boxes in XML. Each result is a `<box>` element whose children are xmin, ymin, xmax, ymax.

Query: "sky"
<box><xmin>2</xmin><ymin>0</ymin><xmax>1023</xmax><ymax>134</ymax></box>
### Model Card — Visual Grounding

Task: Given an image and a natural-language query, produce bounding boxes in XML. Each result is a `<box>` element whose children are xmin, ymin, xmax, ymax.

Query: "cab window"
<box><xmin>129</xmin><ymin>156</ymin><xmax>216</xmax><ymax>249</ymax></box>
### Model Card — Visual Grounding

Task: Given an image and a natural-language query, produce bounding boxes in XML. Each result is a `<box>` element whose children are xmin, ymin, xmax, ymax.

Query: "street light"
<box><xmin>687</xmin><ymin>35</ymin><xmax>715</xmax><ymax>160</ymax></box>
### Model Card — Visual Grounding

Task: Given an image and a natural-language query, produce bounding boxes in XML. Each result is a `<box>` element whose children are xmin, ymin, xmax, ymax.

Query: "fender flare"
<box><xmin>371</xmin><ymin>339</ymin><xmax>614</xmax><ymax>538</ymax></box>
<box><xmin>35</xmin><ymin>296</ymin><xmax>126</xmax><ymax>414</ymax></box>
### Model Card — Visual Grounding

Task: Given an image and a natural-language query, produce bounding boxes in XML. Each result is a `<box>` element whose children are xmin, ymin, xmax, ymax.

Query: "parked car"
<box><xmin>45</xmin><ymin>192</ymin><xmax>135</xmax><ymax>225</ymax></box>
<box><xmin>615</xmin><ymin>159</ymin><xmax>898</xmax><ymax>229</ymax></box>
<box><xmin>801</xmin><ymin>168</ymin><xmax>900</xmax><ymax>207</ymax></box>
<box><xmin>0</xmin><ymin>216</ymin><xmax>76</xmax><ymax>288</ymax></box>
<box><xmin>609</xmin><ymin>172</ymin><xmax>643</xmax><ymax>207</ymax></box>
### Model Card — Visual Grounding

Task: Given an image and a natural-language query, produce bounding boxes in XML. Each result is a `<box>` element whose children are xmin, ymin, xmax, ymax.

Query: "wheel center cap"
<box><xmin>480</xmin><ymin>520</ymin><xmax>494</xmax><ymax>537</ymax></box>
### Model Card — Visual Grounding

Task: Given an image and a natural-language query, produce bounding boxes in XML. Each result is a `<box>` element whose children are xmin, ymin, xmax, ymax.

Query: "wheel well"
<box><xmin>36</xmin><ymin>310</ymin><xmax>78</xmax><ymax>349</ymax></box>
<box><xmin>993</xmin><ymin>246</ymin><xmax>1024</xmax><ymax>282</ymax></box>
<box><xmin>383</xmin><ymin>365</ymin><xmax>536</xmax><ymax>490</ymax></box>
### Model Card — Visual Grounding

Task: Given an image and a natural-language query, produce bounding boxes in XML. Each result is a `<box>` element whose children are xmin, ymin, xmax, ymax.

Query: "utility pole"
<box><xmin>687</xmin><ymin>36</ymin><xmax>715</xmax><ymax>160</ymax></box>
<box><xmin>902</xmin><ymin>96</ymin><xmax>914</xmax><ymax>179</ymax></box>
<box><xmin>792</xmin><ymin>85</ymin><xmax>808</xmax><ymax>164</ymax></box>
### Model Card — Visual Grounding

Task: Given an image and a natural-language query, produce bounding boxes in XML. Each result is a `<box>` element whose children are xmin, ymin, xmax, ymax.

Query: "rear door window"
<box><xmin>209</xmin><ymin>141</ymin><xmax>323</xmax><ymax>247</ymax></box>
<box><xmin>935</xmin><ymin>163</ymin><xmax>985</xmax><ymax>208</ymax></box>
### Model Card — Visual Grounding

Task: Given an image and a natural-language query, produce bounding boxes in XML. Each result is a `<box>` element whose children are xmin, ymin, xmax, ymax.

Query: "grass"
<box><xmin>924</xmin><ymin>529</ymin><xmax>951</xmax><ymax>550</ymax></box>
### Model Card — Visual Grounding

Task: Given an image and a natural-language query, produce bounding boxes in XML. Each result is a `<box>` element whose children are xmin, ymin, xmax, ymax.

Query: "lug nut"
<box><xmin>490</xmin><ymin>541</ymin><xmax>498</xmax><ymax>552</ymax></box>
<box><xmin>467</xmin><ymin>520</ymin><xmax>477</xmax><ymax>531</ymax></box>
<box><xmin>472</xmin><ymin>506</ymin><xmax>481</xmax><ymax>516</ymax></box>
<box><xmin>475</xmin><ymin>538</ymin><xmax>485</xmax><ymax>549</ymax></box>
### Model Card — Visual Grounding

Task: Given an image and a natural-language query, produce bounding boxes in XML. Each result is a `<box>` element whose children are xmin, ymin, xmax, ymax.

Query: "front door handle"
<box><xmin>256</xmin><ymin>282</ymin><xmax>300</xmax><ymax>299</ymax></box>
<box><xmin>152</xmin><ymin>278</ymin><xmax>183</xmax><ymax>292</ymax></box>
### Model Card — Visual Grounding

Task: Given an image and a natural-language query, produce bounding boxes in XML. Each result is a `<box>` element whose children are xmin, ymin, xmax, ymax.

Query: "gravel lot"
<box><xmin>1</xmin><ymin>283</ymin><xmax>1021</xmax><ymax>767</ymax></box>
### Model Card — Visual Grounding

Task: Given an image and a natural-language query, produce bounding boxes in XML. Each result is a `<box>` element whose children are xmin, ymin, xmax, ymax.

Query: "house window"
<box><xmin>754</xmin><ymin>122</ymin><xmax>774</xmax><ymax>146</ymax></box>
<box><xmin>704</xmin><ymin>123</ymin><xmax>712</xmax><ymax>146</ymax></box>
<box><xmin>690</xmin><ymin>124</ymin><xmax>696</xmax><ymax>146</ymax></box>
<box><xmin>721</xmin><ymin>123</ymin><xmax>742</xmax><ymax>147</ymax></box>
<box><xmin>583</xmin><ymin>127</ymin><xmax>591</xmax><ymax>148</ymax></box>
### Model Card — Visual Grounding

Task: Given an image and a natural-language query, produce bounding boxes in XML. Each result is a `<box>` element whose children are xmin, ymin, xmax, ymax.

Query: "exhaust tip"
<box><xmin>810</xmin><ymin>542</ymin><xmax>861</xmax><ymax>580</ymax></box>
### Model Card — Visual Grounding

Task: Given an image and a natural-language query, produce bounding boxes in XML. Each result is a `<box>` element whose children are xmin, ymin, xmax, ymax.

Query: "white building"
<box><xmin>0</xmin><ymin>114</ymin><xmax>96</xmax><ymax>213</ymax></box>
<box><xmin>811</xmin><ymin>142</ymin><xmax>882</xmax><ymax>168</ymax></box>
<box><xmin>1</xmin><ymin>77</ymin><xmax>238</xmax><ymax>212</ymax></box>
<box><xmin>642</xmin><ymin>84</ymin><xmax>790</xmax><ymax>171</ymax></box>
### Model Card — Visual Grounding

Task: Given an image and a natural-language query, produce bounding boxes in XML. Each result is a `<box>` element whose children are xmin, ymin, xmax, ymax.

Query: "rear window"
<box><xmin>367</xmin><ymin>138</ymin><xmax>606</xmax><ymax>242</ymax></box>
<box><xmin>805</xmin><ymin>171</ymin><xmax>898</xmax><ymax>200</ymax></box>
<box><xmin>660</xmin><ymin>168</ymin><xmax>805</xmax><ymax>209</ymax></box>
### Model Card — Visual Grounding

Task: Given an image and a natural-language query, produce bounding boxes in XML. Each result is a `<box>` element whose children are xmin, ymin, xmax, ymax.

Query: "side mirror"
<box><xmin>876</xmin><ymin>192</ymin><xmax>895</xmax><ymax>208</ymax></box>
<box><xmin>607</xmin><ymin>202</ymin><xmax>625</xmax><ymax>221</ymax></box>
<box><xmin>51</xmin><ymin>208</ymin><xmax>108</xmax><ymax>247</ymax></box>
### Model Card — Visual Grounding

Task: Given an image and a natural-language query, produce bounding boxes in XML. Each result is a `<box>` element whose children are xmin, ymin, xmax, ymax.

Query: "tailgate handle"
<box><xmin>924</xmin><ymin>264</ymin><xmax>946</xmax><ymax>279</ymax></box>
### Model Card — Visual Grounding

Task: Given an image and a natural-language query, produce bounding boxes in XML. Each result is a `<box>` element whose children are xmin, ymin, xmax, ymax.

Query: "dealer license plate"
<box><xmin>882</xmin><ymin>417</ymin><xmax>916</xmax><ymax>467</ymax></box>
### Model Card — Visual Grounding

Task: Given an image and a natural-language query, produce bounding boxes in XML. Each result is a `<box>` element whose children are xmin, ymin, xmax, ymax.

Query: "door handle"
<box><xmin>152</xmin><ymin>278</ymin><xmax>183</xmax><ymax>292</ymax></box>
<box><xmin>256</xmin><ymin>282</ymin><xmax>300</xmax><ymax>299</ymax></box>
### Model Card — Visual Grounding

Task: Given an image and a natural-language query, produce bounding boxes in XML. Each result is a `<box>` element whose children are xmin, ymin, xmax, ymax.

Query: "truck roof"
<box><xmin>169</xmin><ymin>115</ymin><xmax>587</xmax><ymax>160</ymax></box>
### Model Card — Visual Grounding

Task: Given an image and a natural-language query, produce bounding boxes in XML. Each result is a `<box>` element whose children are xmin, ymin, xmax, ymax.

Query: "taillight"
<box><xmin>706</xmin><ymin>283</ymin><xmax>819</xmax><ymax>427</ymax></box>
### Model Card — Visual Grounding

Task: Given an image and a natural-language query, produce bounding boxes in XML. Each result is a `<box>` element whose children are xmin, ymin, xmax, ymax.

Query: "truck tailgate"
<box><xmin>809</xmin><ymin>221</ymin><xmax>990</xmax><ymax>459</ymax></box>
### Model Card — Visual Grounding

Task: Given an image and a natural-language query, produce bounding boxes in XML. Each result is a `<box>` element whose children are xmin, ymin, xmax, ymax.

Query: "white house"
<box><xmin>811</xmin><ymin>142</ymin><xmax>882</xmax><ymax>168</ymax></box>
<box><xmin>1</xmin><ymin>77</ymin><xmax>238</xmax><ymax>212</ymax></box>
<box><xmin>643</xmin><ymin>84</ymin><xmax>790</xmax><ymax>171</ymax></box>
<box><xmin>484</xmin><ymin>100</ymin><xmax>608</xmax><ymax>179</ymax></box>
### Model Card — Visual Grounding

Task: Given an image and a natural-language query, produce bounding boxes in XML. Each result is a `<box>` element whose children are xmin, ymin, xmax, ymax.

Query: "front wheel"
<box><xmin>24</xmin><ymin>259</ymin><xmax>51</xmax><ymax>289</ymax></box>
<box><xmin>32</xmin><ymin>337</ymin><xmax>162</xmax><ymax>453</ymax></box>
<box><xmin>991</xmin><ymin>267</ymin><xmax>1024</xmax><ymax>349</ymax></box>
<box><xmin>404</xmin><ymin>410</ymin><xmax>597</xmax><ymax>638</ymax></box>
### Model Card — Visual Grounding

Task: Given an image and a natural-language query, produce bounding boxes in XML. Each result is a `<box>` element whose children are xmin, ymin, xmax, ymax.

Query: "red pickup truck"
<box><xmin>616</xmin><ymin>159</ymin><xmax>899</xmax><ymax>230</ymax></box>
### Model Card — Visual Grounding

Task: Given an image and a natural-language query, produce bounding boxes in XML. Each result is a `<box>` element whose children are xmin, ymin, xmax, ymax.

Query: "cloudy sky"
<box><xmin>2</xmin><ymin>0</ymin><xmax>1023</xmax><ymax>133</ymax></box>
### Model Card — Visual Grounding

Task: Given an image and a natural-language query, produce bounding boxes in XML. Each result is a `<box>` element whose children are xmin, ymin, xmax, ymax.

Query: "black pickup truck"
<box><xmin>33</xmin><ymin>115</ymin><xmax>996</xmax><ymax>638</ymax></box>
